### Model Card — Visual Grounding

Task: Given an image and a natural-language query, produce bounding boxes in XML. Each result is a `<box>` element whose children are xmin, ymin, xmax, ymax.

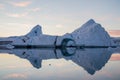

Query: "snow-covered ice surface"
<box><xmin>71</xmin><ymin>19</ymin><xmax>111</xmax><ymax>46</ymax></box>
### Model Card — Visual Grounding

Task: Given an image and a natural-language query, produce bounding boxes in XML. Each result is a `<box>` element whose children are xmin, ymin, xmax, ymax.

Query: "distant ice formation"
<box><xmin>0</xmin><ymin>19</ymin><xmax>120</xmax><ymax>48</ymax></box>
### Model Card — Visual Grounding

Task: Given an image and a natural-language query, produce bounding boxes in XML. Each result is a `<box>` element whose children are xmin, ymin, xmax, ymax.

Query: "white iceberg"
<box><xmin>0</xmin><ymin>19</ymin><xmax>119</xmax><ymax>48</ymax></box>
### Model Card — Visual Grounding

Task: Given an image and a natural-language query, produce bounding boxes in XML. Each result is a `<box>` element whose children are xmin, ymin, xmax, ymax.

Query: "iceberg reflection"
<box><xmin>0</xmin><ymin>47</ymin><xmax>119</xmax><ymax>75</ymax></box>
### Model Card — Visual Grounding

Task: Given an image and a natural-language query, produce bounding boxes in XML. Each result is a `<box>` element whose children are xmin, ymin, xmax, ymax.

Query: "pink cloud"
<box><xmin>7</xmin><ymin>12</ymin><xmax>28</xmax><ymax>18</ymax></box>
<box><xmin>0</xmin><ymin>4</ymin><xmax>4</xmax><ymax>9</ymax></box>
<box><xmin>108</xmin><ymin>30</ymin><xmax>120</xmax><ymax>37</ymax></box>
<box><xmin>31</xmin><ymin>8</ymin><xmax>40</xmax><ymax>12</ymax></box>
<box><xmin>56</xmin><ymin>24</ymin><xmax>63</xmax><ymax>28</ymax></box>
<box><xmin>3</xmin><ymin>73</ymin><xmax>27</xmax><ymax>79</ymax></box>
<box><xmin>10</xmin><ymin>1</ymin><xmax>32</xmax><ymax>7</ymax></box>
<box><xmin>110</xmin><ymin>54</ymin><xmax>120</xmax><ymax>61</ymax></box>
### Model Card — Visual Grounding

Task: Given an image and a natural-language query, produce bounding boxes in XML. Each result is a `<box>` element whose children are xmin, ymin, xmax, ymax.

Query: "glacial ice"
<box><xmin>0</xmin><ymin>19</ymin><xmax>119</xmax><ymax>47</ymax></box>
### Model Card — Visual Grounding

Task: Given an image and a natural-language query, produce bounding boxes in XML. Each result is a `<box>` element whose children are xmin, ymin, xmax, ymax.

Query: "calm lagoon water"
<box><xmin>0</xmin><ymin>48</ymin><xmax>120</xmax><ymax>80</ymax></box>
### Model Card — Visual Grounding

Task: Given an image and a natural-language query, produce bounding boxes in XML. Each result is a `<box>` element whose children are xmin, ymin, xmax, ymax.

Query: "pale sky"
<box><xmin>0</xmin><ymin>0</ymin><xmax>120</xmax><ymax>37</ymax></box>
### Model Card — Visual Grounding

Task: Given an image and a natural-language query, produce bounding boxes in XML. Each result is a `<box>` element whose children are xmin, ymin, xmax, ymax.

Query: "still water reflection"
<box><xmin>0</xmin><ymin>47</ymin><xmax>120</xmax><ymax>80</ymax></box>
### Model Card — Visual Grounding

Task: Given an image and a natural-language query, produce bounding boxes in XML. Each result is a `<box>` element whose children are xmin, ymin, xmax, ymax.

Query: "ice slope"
<box><xmin>26</xmin><ymin>25</ymin><xmax>42</xmax><ymax>37</ymax></box>
<box><xmin>71</xmin><ymin>19</ymin><xmax>111</xmax><ymax>46</ymax></box>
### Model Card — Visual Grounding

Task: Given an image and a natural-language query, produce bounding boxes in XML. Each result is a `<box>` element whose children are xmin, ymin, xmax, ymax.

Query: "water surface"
<box><xmin>0</xmin><ymin>48</ymin><xmax>120</xmax><ymax>80</ymax></box>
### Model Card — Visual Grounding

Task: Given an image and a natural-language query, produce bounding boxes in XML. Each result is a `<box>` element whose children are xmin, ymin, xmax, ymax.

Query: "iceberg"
<box><xmin>0</xmin><ymin>19</ymin><xmax>119</xmax><ymax>48</ymax></box>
